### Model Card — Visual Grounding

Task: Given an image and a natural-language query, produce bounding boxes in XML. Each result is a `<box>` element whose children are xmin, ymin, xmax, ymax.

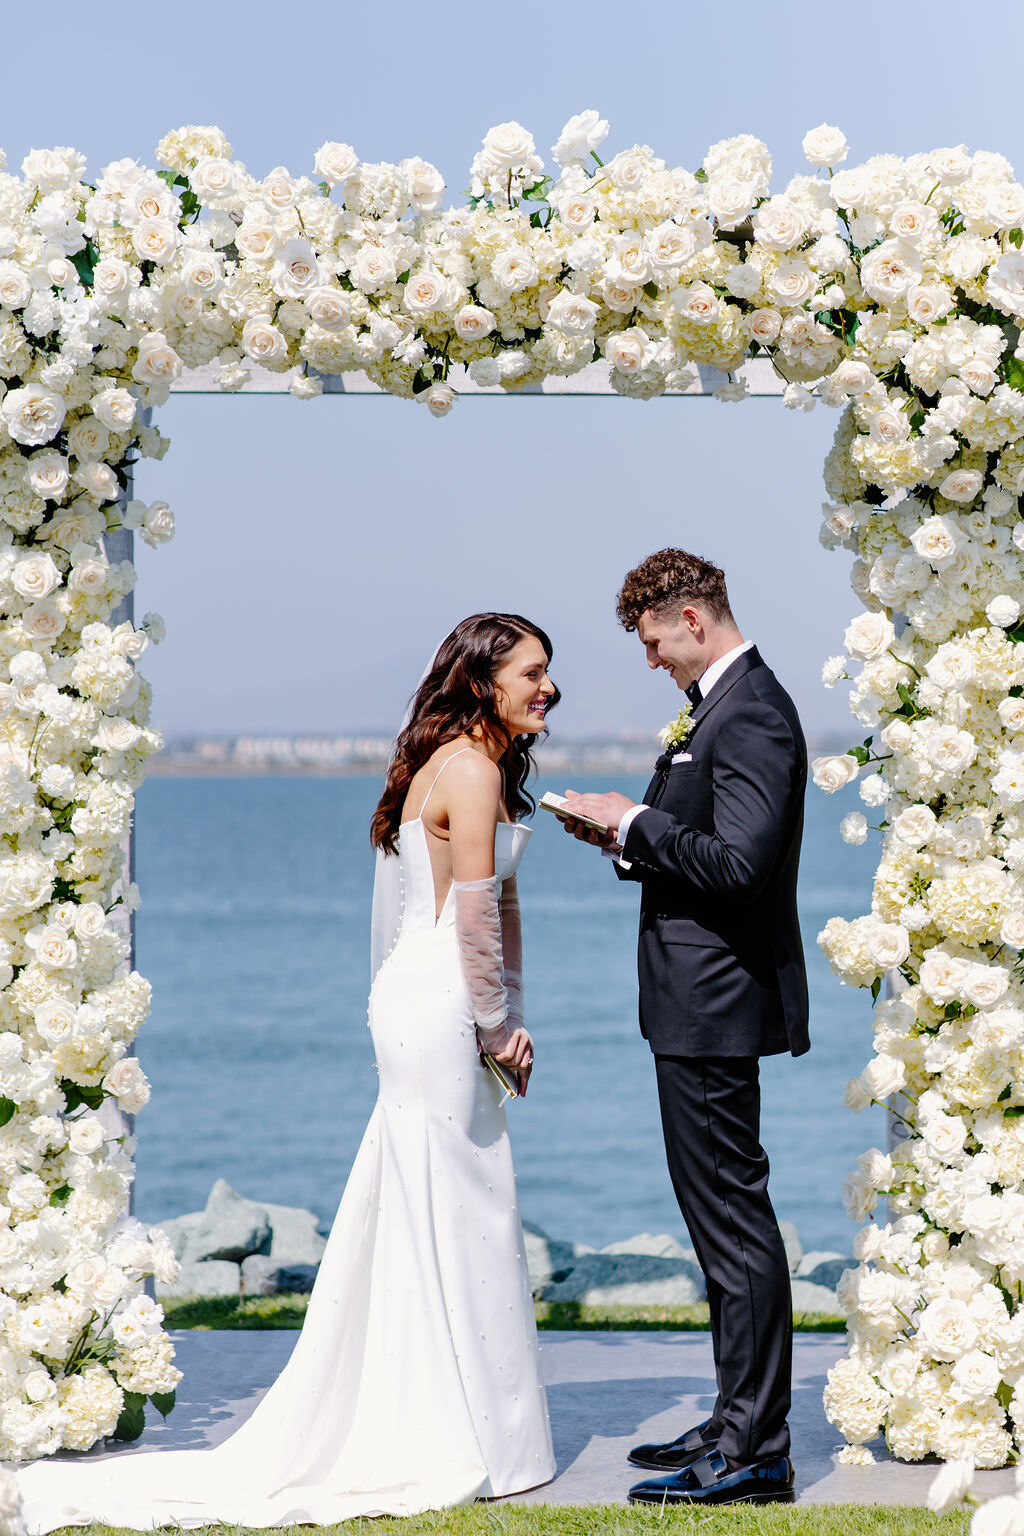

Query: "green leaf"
<box><xmin>851</xmin><ymin>746</ymin><xmax>870</xmax><ymax>765</ymax></box>
<box><xmin>49</xmin><ymin>1183</ymin><xmax>71</xmax><ymax>1207</ymax></box>
<box><xmin>114</xmin><ymin>1391</ymin><xmax>146</xmax><ymax>1443</ymax></box>
<box><xmin>944</xmin><ymin>1002</ymin><xmax>962</xmax><ymax>1020</ymax></box>
<box><xmin>0</xmin><ymin>1097</ymin><xmax>15</xmax><ymax>1128</ymax></box>
<box><xmin>1004</xmin><ymin>1105</ymin><xmax>1024</xmax><ymax>1119</ymax></box>
<box><xmin>70</xmin><ymin>240</ymin><xmax>98</xmax><ymax>291</ymax></box>
<box><xmin>870</xmin><ymin>976</ymin><xmax>882</xmax><ymax>1002</ymax></box>
<box><xmin>1004</xmin><ymin>354</ymin><xmax>1024</xmax><ymax>393</ymax></box>
<box><xmin>998</xmin><ymin>1083</ymin><xmax>1012</xmax><ymax>1101</ymax></box>
<box><xmin>1009</xmin><ymin>228</ymin><xmax>1023</xmax><ymax>249</ymax></box>
<box><xmin>998</xmin><ymin>1379</ymin><xmax>1014</xmax><ymax>1409</ymax></box>
<box><xmin>395</xmin><ymin>270</ymin><xmax>410</xmax><ymax>285</ymax></box>
<box><xmin>694</xmin><ymin>168</ymin><xmax>708</xmax><ymax>184</ymax></box>
<box><xmin>60</xmin><ymin>1079</ymin><xmax>106</xmax><ymax>1113</ymax></box>
<box><xmin>150</xmin><ymin>1390</ymin><xmax>176</xmax><ymax>1419</ymax></box>
<box><xmin>643</xmin><ymin>281</ymin><xmax>659</xmax><ymax>300</ymax></box>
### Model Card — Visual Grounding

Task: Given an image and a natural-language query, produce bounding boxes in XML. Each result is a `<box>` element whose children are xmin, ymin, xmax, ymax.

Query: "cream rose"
<box><xmin>910</xmin><ymin>514</ymin><xmax>962</xmax><ymax>569</ymax></box>
<box><xmin>241</xmin><ymin>317</ymin><xmax>288</xmax><ymax>365</ymax></box>
<box><xmin>893</xmin><ymin>804</ymin><xmax>937</xmax><ymax>848</ymax></box>
<box><xmin>802</xmin><ymin>123</ymin><xmax>848</xmax><ymax>166</ymax></box>
<box><xmin>492</xmin><ymin>248</ymin><xmax>538</xmax><ymax>294</ymax></box>
<box><xmin>939</xmin><ymin>468</ymin><xmax>984</xmax><ymax>503</ymax></box>
<box><xmin>34</xmin><ymin>999</ymin><xmax>77</xmax><ymax>1044</ymax></box>
<box><xmin>403</xmin><ymin>270</ymin><xmax>447</xmax><ymax>317</ymax></box>
<box><xmin>131</xmin><ymin>218</ymin><xmax>178</xmax><ymax>264</ymax></box>
<box><xmin>604</xmin><ymin>331</ymin><xmax>646</xmax><ymax>372</ymax></box>
<box><xmin>141</xmin><ymin>500</ymin><xmax>175</xmax><ymax>546</ymax></box>
<box><xmin>844</xmin><ymin>611</ymin><xmax>895</xmax><ymax>661</ymax></box>
<box><xmin>674</xmin><ymin>281</ymin><xmax>718</xmax><ymax>325</ymax></box>
<box><xmin>915</xmin><ymin>1297</ymin><xmax>977</xmax><ymax>1361</ymax></box>
<box><xmin>132</xmin><ymin>332</ymin><xmax>183</xmax><ymax>387</ymax></box>
<box><xmin>304</xmin><ymin>286</ymin><xmax>350</xmax><ymax>331</ymax></box>
<box><xmin>2</xmin><ymin>384</ymin><xmax>66</xmax><ymax>446</ymax></box>
<box><xmin>13</xmin><ymin>552</ymin><xmax>61</xmax><ymax>601</ymax></box>
<box><xmin>314</xmin><ymin>142</ymin><xmax>358</xmax><ymax>186</ymax></box>
<box><xmin>552</xmin><ymin>110</ymin><xmax>609</xmax><ymax>166</ymax></box>
<box><xmin>811</xmin><ymin>754</ymin><xmax>860</xmax><ymax>793</ymax></box>
<box><xmin>104</xmin><ymin>1057</ymin><xmax>151</xmax><ymax>1112</ymax></box>
<box><xmin>831</xmin><ymin>359</ymin><xmax>875</xmax><ymax>394</ymax></box>
<box><xmin>454</xmin><ymin>304</ymin><xmax>496</xmax><ymax>341</ymax></box>
<box><xmin>235</xmin><ymin>220</ymin><xmax>280</xmax><ymax>262</ymax></box>
<box><xmin>25</xmin><ymin>452</ymin><xmax>69</xmax><ymax>499</ymax></box>
<box><xmin>906</xmin><ymin>284</ymin><xmax>953</xmax><ymax>326</ymax></box>
<box><xmin>68</xmin><ymin>1117</ymin><xmax>105</xmax><ymax>1156</ymax></box>
<box><xmin>21</xmin><ymin>599</ymin><xmax>65</xmax><ymax>641</ymax></box>
<box><xmin>91</xmin><ymin>387</ymin><xmax>136</xmax><ymax>431</ymax></box>
<box><xmin>919</xmin><ymin>950</ymin><xmax>967</xmax><ymax>1002</ymax></box>
<box><xmin>748</xmin><ymin>308</ymin><xmax>782</xmax><ymax>345</ymax></box>
<box><xmin>753</xmin><ymin>197</ymin><xmax>808</xmax><ymax>250</ymax></box>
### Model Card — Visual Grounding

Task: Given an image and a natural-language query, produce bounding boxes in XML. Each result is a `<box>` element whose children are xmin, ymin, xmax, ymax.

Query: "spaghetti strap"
<box><xmin>419</xmin><ymin>746</ymin><xmax>477</xmax><ymax>823</ymax></box>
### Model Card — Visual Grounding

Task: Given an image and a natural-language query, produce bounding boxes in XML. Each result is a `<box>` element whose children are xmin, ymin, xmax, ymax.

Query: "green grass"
<box><xmin>48</xmin><ymin>1508</ymin><xmax>967</xmax><ymax>1536</ymax></box>
<box><xmin>160</xmin><ymin>1296</ymin><xmax>847</xmax><ymax>1333</ymax></box>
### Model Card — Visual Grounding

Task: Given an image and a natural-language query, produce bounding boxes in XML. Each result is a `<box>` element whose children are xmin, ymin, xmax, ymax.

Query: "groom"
<box><xmin>563</xmin><ymin>547</ymin><xmax>808</xmax><ymax>1508</ymax></box>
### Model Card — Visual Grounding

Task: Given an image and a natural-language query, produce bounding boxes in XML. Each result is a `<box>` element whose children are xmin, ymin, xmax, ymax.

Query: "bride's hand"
<box><xmin>493</xmin><ymin>1027</ymin><xmax>534</xmax><ymax>1098</ymax></box>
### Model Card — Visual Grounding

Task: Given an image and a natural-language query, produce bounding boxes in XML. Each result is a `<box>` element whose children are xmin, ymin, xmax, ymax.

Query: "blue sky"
<box><xmin>6</xmin><ymin>0</ymin><xmax>1024</xmax><ymax>739</ymax></box>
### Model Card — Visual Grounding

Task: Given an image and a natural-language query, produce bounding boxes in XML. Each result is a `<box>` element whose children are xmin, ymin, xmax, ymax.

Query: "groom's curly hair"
<box><xmin>616</xmin><ymin>548</ymin><xmax>734</xmax><ymax>631</ymax></box>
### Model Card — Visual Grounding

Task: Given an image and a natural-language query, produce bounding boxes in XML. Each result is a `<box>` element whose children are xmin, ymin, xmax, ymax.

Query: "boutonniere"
<box><xmin>657</xmin><ymin>703</ymin><xmax>694</xmax><ymax>755</ymax></box>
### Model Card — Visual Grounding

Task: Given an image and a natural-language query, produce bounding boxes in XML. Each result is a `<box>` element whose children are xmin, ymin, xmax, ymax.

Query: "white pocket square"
<box><xmin>671</xmin><ymin>752</ymin><xmax>693</xmax><ymax>764</ymax></box>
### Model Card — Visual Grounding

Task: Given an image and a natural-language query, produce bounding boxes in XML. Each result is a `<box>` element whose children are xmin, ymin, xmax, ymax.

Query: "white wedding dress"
<box><xmin>17</xmin><ymin>753</ymin><xmax>555</xmax><ymax>1529</ymax></box>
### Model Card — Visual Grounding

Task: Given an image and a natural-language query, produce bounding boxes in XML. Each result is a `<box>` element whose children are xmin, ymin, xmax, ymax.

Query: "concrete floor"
<box><xmin>103</xmin><ymin>1330</ymin><xmax>1016</xmax><ymax>1507</ymax></box>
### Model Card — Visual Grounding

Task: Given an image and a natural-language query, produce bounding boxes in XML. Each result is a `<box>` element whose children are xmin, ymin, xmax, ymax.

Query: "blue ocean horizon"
<box><xmin>133</xmin><ymin>773</ymin><xmax>882</xmax><ymax>1256</ymax></box>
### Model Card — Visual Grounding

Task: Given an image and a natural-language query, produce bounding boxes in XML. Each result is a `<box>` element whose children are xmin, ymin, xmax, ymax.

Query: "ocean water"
<box><xmin>133</xmin><ymin>773</ymin><xmax>884</xmax><ymax>1256</ymax></box>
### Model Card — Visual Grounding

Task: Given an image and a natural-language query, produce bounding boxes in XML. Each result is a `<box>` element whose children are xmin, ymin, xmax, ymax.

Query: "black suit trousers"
<box><xmin>654</xmin><ymin>1055</ymin><xmax>792</xmax><ymax>1463</ymax></box>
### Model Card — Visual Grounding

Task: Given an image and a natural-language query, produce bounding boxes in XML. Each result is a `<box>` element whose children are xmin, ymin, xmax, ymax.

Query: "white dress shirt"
<box><xmin>610</xmin><ymin>639</ymin><xmax>754</xmax><ymax>858</ymax></box>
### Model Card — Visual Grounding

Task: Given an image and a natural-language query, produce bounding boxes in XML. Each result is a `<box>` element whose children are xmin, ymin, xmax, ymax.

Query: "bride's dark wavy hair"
<box><xmin>371</xmin><ymin>613</ymin><xmax>559</xmax><ymax>855</ymax></box>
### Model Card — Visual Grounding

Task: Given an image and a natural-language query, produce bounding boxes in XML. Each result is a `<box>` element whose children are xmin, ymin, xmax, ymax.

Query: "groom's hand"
<box><xmin>561</xmin><ymin>790</ymin><xmax>636</xmax><ymax>849</ymax></box>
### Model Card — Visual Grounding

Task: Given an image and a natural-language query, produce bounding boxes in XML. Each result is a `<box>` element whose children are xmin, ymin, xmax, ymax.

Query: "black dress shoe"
<box><xmin>627</xmin><ymin>1417</ymin><xmax>716</xmax><ymax>1471</ymax></box>
<box><xmin>628</xmin><ymin>1448</ymin><xmax>795</xmax><ymax>1506</ymax></box>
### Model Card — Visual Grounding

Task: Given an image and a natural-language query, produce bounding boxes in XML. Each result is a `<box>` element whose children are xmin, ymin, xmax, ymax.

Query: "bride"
<box><xmin>17</xmin><ymin>611</ymin><xmax>559</xmax><ymax>1529</ymax></box>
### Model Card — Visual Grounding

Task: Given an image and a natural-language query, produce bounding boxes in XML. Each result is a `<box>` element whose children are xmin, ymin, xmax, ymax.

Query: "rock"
<box><xmin>190</xmin><ymin>1180</ymin><xmax>271</xmax><ymax>1264</ymax></box>
<box><xmin>778</xmin><ymin>1219</ymin><xmax>803</xmax><ymax>1274</ymax></box>
<box><xmin>521</xmin><ymin>1221</ymin><xmax>591</xmax><ymax>1296</ymax></box>
<box><xmin>261</xmin><ymin>1202</ymin><xmax>328</xmax><ymax>1267</ymax></box>
<box><xmin>797</xmin><ymin>1254</ymin><xmax>854</xmax><ymax>1291</ymax></box>
<box><xmin>600</xmin><ymin>1233</ymin><xmax>694</xmax><ymax>1261</ymax></box>
<box><xmin>540</xmin><ymin>1252</ymin><xmax>705</xmax><ymax>1307</ymax></box>
<box><xmin>790</xmin><ymin>1278</ymin><xmax>843</xmax><ymax>1315</ymax></box>
<box><xmin>158</xmin><ymin>1258</ymin><xmax>240</xmax><ymax>1298</ymax></box>
<box><xmin>241</xmin><ymin>1255</ymin><xmax>320</xmax><ymax>1296</ymax></box>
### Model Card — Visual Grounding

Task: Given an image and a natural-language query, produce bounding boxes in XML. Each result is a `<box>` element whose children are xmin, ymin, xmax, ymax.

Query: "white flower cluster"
<box><xmin>0</xmin><ymin>140</ymin><xmax>185</xmax><ymax>1456</ymax></box>
<box><xmin>803</xmin><ymin>143</ymin><xmax>1024</xmax><ymax>1465</ymax></box>
<box><xmin>2</xmin><ymin>118</ymin><xmax>1024</xmax><ymax>1460</ymax></box>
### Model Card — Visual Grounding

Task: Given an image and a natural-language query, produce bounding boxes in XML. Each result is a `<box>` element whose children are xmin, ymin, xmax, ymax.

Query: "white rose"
<box><xmin>705</xmin><ymin>178</ymin><xmax>754</xmax><ymax>229</ymax></box>
<box><xmin>132</xmin><ymin>332</ymin><xmax>183</xmax><ymax>387</ymax></box>
<box><xmin>351</xmin><ymin>243</ymin><xmax>397</xmax><ymax>292</ymax></box>
<box><xmin>131</xmin><ymin>218</ymin><xmax>178</xmax><ymax>264</ymax></box>
<box><xmin>907</xmin><ymin>285</ymin><xmax>954</xmax><ymax>326</ymax></box>
<box><xmin>988</xmin><ymin>596</ymin><xmax>1021</xmax><ymax>628</ymax></box>
<box><xmin>479</xmin><ymin>121</ymin><xmax>541</xmax><ymax>173</ymax></box>
<box><xmin>403</xmin><ymin>270</ymin><xmax>447</xmax><ymax>317</ymax></box>
<box><xmin>421</xmin><ymin>383</ymin><xmax>456</xmax><ymax>419</ymax></box>
<box><xmin>866</xmin><ymin>921</ymin><xmax>910</xmax><ymax>969</ymax></box>
<box><xmin>0</xmin><ymin>261</ymin><xmax>31</xmax><ymax>309</ymax></box>
<box><xmin>12</xmin><ymin>552</ymin><xmax>61</xmax><ymax>600</ymax></box>
<box><xmin>929</xmin><ymin>145</ymin><xmax>971</xmax><ymax>183</ymax></box>
<box><xmin>999</xmin><ymin>910</ymin><xmax>1024</xmax><ymax>948</ymax></box>
<box><xmin>910</xmin><ymin>514</ymin><xmax>962</xmax><ymax>569</ymax></box>
<box><xmin>862</xmin><ymin>1052</ymin><xmax>906</xmax><ymax>1099</ymax></box>
<box><xmin>492</xmin><ymin>247</ymin><xmax>538</xmax><ymax>294</ymax></box>
<box><xmin>1</xmin><ymin>384</ymin><xmax>66</xmax><ymax>446</ymax></box>
<box><xmin>304</xmin><ymin>286</ymin><xmax>350</xmax><ymax>331</ymax></box>
<box><xmin>454</xmin><ymin>304</ymin><xmax>496</xmax><ymax>341</ymax></box>
<box><xmin>241</xmin><ymin>317</ymin><xmax>288</xmax><ymax>364</ymax></box>
<box><xmin>604</xmin><ymin>331</ymin><xmax>646</xmax><ymax>372</ymax></box>
<box><xmin>674</xmin><ymin>281</ymin><xmax>718</xmax><ymax>325</ymax></box>
<box><xmin>919</xmin><ymin>950</ymin><xmax>967</xmax><ymax>1002</ymax></box>
<box><xmin>26</xmin><ymin>923</ymin><xmax>77</xmax><ymax>969</ymax></box>
<box><xmin>21</xmin><ymin>599</ymin><xmax>65</xmax><ymax>641</ymax></box>
<box><xmin>25</xmin><ymin>451</ymin><xmax>69</xmax><ymax>499</ymax></box>
<box><xmin>831</xmin><ymin>360</ymin><xmax>875</xmax><ymax>395</ymax></box>
<box><xmin>986</xmin><ymin>251</ymin><xmax>1024</xmax><ymax>318</ymax></box>
<box><xmin>91</xmin><ymin>387</ymin><xmax>136</xmax><ymax>431</ymax></box>
<box><xmin>939</xmin><ymin>468</ymin><xmax>984</xmax><ymax>503</ymax></box>
<box><xmin>262</xmin><ymin>166</ymin><xmax>297</xmax><ymax>210</ymax></box>
<box><xmin>927</xmin><ymin>1457</ymin><xmax>975</xmax><ymax>1514</ymax></box>
<box><xmin>235</xmin><ymin>219</ymin><xmax>280</xmax><ymax>262</ymax></box>
<box><xmin>141</xmin><ymin>500</ymin><xmax>175</xmax><ymax>547</ymax></box>
<box><xmin>748</xmin><ymin>308</ymin><xmax>782</xmax><ymax>344</ymax></box>
<box><xmin>768</xmin><ymin>260</ymin><xmax>816</xmax><ymax>306</ymax></box>
<box><xmin>915</xmin><ymin>1296</ymin><xmax>978</xmax><ymax>1361</ymax></box>
<box><xmin>34</xmin><ymin>999</ymin><xmax>77</xmax><ymax>1044</ymax></box>
<box><xmin>67</xmin><ymin>1117</ymin><xmax>105</xmax><ymax>1156</ymax></box>
<box><xmin>962</xmin><ymin>963</ymin><xmax>1009</xmax><ymax>1009</ymax></box>
<box><xmin>400</xmin><ymin>156</ymin><xmax>445</xmax><ymax>213</ymax></box>
<box><xmin>75</xmin><ymin>462</ymin><xmax>118</xmax><ymax>502</ymax></box>
<box><xmin>8</xmin><ymin>1174</ymin><xmax>46</xmax><ymax>1213</ymax></box>
<box><xmin>68</xmin><ymin>552</ymin><xmax>109</xmax><ymax>594</ymax></box>
<box><xmin>95</xmin><ymin>716</ymin><xmax>140</xmax><ymax>753</ymax></box>
<box><xmin>893</xmin><ymin>804</ymin><xmax>937</xmax><ymax>848</ymax></box>
<box><xmin>271</xmin><ymin>239</ymin><xmax>321</xmax><ymax>300</ymax></box>
<box><xmin>922</xmin><ymin>1112</ymin><xmax>968</xmax><ymax>1163</ymax></box>
<box><xmin>552</xmin><ymin>110</ymin><xmax>609</xmax><ymax>166</ymax></box>
<box><xmin>93</xmin><ymin>256</ymin><xmax>133</xmax><ymax>301</ymax></box>
<box><xmin>753</xmin><ymin>197</ymin><xmax>808</xmax><ymax>250</ymax></box>
<box><xmin>811</xmin><ymin>754</ymin><xmax>860</xmax><ymax>793</ymax></box>
<box><xmin>960</xmin><ymin>359</ymin><xmax>998</xmax><ymax>396</ymax></box>
<box><xmin>844</xmin><ymin>611</ymin><xmax>895</xmax><ymax>661</ymax></box>
<box><xmin>314</xmin><ymin>142</ymin><xmax>358</xmax><ymax>186</ymax></box>
<box><xmin>860</xmin><ymin>239</ymin><xmax>923</xmax><ymax>303</ymax></box>
<box><xmin>802</xmin><ymin>123</ymin><xmax>848</xmax><ymax>166</ymax></box>
<box><xmin>925</xmin><ymin>725</ymin><xmax>977</xmax><ymax>775</ymax></box>
<box><xmin>104</xmin><ymin>1057</ymin><xmax>151</xmax><ymax>1113</ymax></box>
<box><xmin>73</xmin><ymin>902</ymin><xmax>107</xmax><ymax>938</ymax></box>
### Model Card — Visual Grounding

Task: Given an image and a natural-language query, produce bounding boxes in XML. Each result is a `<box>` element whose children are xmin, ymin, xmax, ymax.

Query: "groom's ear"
<box><xmin>680</xmin><ymin>603</ymin><xmax>705</xmax><ymax>638</ymax></box>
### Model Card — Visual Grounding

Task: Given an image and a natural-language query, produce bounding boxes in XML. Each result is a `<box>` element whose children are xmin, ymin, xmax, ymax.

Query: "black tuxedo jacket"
<box><xmin>617</xmin><ymin>647</ymin><xmax>809</xmax><ymax>1059</ymax></box>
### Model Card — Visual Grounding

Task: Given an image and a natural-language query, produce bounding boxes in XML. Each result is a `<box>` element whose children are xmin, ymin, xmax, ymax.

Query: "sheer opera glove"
<box><xmin>498</xmin><ymin>876</ymin><xmax>524</xmax><ymax>1035</ymax></box>
<box><xmin>453</xmin><ymin>876</ymin><xmax>510</xmax><ymax>1055</ymax></box>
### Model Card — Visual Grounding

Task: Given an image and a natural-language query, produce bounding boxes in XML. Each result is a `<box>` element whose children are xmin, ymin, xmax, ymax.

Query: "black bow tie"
<box><xmin>685</xmin><ymin>681</ymin><xmax>702</xmax><ymax>706</ymax></box>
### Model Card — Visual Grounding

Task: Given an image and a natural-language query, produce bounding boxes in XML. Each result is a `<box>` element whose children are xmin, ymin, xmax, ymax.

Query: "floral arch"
<box><xmin>0</xmin><ymin>114</ymin><xmax>1022</xmax><ymax>1467</ymax></box>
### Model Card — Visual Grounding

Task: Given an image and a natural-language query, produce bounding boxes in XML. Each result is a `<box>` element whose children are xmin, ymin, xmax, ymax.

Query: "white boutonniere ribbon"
<box><xmin>657</xmin><ymin>704</ymin><xmax>694</xmax><ymax>756</ymax></box>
